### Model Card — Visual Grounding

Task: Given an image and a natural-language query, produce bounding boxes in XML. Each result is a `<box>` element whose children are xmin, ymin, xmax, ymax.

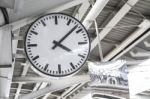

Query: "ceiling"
<box><xmin>1</xmin><ymin>0</ymin><xmax>150</xmax><ymax>99</ymax></box>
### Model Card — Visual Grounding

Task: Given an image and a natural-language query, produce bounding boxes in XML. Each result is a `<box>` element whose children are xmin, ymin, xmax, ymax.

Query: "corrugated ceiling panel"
<box><xmin>133</xmin><ymin>0</ymin><xmax>150</xmax><ymax>15</ymax></box>
<box><xmin>105</xmin><ymin>13</ymin><xmax>143</xmax><ymax>42</ymax></box>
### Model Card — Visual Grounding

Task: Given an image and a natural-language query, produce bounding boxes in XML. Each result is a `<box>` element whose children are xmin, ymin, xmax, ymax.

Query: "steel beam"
<box><xmin>0</xmin><ymin>67</ymin><xmax>14</xmax><ymax>99</ymax></box>
<box><xmin>0</xmin><ymin>26</ymin><xmax>12</xmax><ymax>66</ymax></box>
<box><xmin>60</xmin><ymin>83</ymin><xmax>84</xmax><ymax>99</ymax></box>
<box><xmin>0</xmin><ymin>0</ymin><xmax>87</xmax><ymax>32</ymax></box>
<box><xmin>14</xmin><ymin>62</ymin><xmax>30</xmax><ymax>99</ymax></box>
<box><xmin>130</xmin><ymin>51</ymin><xmax>150</xmax><ymax>57</ymax></box>
<box><xmin>0</xmin><ymin>24</ymin><xmax>13</xmax><ymax>99</ymax></box>
<box><xmin>63</xmin><ymin>83</ymin><xmax>87</xmax><ymax>99</ymax></box>
<box><xmin>13</xmin><ymin>75</ymin><xmax>89</xmax><ymax>83</ymax></box>
<box><xmin>74</xmin><ymin>1</ymin><xmax>90</xmax><ymax>21</ymax></box>
<box><xmin>104</xmin><ymin>19</ymin><xmax>150</xmax><ymax>61</ymax></box>
<box><xmin>91</xmin><ymin>0</ymin><xmax>140</xmax><ymax>51</ymax></box>
<box><xmin>82</xmin><ymin>0</ymin><xmax>109</xmax><ymax>29</ymax></box>
<box><xmin>18</xmin><ymin>75</ymin><xmax>90</xmax><ymax>99</ymax></box>
<box><xmin>32</xmin><ymin>83</ymin><xmax>41</xmax><ymax>92</ymax></box>
<box><xmin>112</xmin><ymin>28</ymin><xmax>150</xmax><ymax>60</ymax></box>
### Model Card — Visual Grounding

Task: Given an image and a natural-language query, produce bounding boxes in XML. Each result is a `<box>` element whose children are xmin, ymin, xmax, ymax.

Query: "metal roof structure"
<box><xmin>1</xmin><ymin>0</ymin><xmax>150</xmax><ymax>99</ymax></box>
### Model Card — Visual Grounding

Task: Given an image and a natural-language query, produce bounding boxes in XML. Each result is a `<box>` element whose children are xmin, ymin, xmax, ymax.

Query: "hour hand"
<box><xmin>52</xmin><ymin>40</ymin><xmax>72</xmax><ymax>52</ymax></box>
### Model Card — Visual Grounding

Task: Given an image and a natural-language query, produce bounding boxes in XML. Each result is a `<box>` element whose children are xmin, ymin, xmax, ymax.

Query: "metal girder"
<box><xmin>13</xmin><ymin>75</ymin><xmax>89</xmax><ymax>83</ymax></box>
<box><xmin>0</xmin><ymin>67</ymin><xmax>14</xmax><ymax>99</ymax></box>
<box><xmin>74</xmin><ymin>1</ymin><xmax>90</xmax><ymax>21</ymax></box>
<box><xmin>11</xmin><ymin>88</ymin><xmax>32</xmax><ymax>92</ymax></box>
<box><xmin>0</xmin><ymin>26</ymin><xmax>12</xmax><ymax>66</ymax></box>
<box><xmin>42</xmin><ymin>93</ymin><xmax>52</xmax><ymax>99</ymax></box>
<box><xmin>14</xmin><ymin>62</ymin><xmax>30</xmax><ymax>99</ymax></box>
<box><xmin>104</xmin><ymin>19</ymin><xmax>150</xmax><ymax>61</ymax></box>
<box><xmin>82</xmin><ymin>0</ymin><xmax>109</xmax><ymax>29</ymax></box>
<box><xmin>40</xmin><ymin>82</ymin><xmax>49</xmax><ymax>99</ymax></box>
<box><xmin>18</xmin><ymin>75</ymin><xmax>90</xmax><ymax>99</ymax></box>
<box><xmin>0</xmin><ymin>0</ymin><xmax>87</xmax><ymax>32</ymax></box>
<box><xmin>111</xmin><ymin>28</ymin><xmax>150</xmax><ymax>60</ymax></box>
<box><xmin>91</xmin><ymin>0</ymin><xmax>140</xmax><ymax>51</ymax></box>
<box><xmin>60</xmin><ymin>83</ymin><xmax>86</xmax><ymax>99</ymax></box>
<box><xmin>130</xmin><ymin>51</ymin><xmax>150</xmax><ymax>57</ymax></box>
<box><xmin>32</xmin><ymin>83</ymin><xmax>41</xmax><ymax>92</ymax></box>
<box><xmin>13</xmin><ymin>53</ymin><xmax>25</xmax><ymax>59</ymax></box>
<box><xmin>0</xmin><ymin>25</ymin><xmax>13</xmax><ymax>99</ymax></box>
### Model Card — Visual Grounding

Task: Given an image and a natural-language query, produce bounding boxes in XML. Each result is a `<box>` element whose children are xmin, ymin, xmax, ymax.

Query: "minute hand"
<box><xmin>52</xmin><ymin>25</ymin><xmax>78</xmax><ymax>49</ymax></box>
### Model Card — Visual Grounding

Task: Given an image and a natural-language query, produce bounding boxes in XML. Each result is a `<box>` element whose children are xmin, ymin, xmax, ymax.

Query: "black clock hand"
<box><xmin>52</xmin><ymin>25</ymin><xmax>78</xmax><ymax>49</ymax></box>
<box><xmin>53</xmin><ymin>40</ymin><xmax>72</xmax><ymax>52</ymax></box>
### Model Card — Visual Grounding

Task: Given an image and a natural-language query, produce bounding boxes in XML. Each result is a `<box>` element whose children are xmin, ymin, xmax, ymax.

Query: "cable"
<box><xmin>0</xmin><ymin>7</ymin><xmax>9</xmax><ymax>24</ymax></box>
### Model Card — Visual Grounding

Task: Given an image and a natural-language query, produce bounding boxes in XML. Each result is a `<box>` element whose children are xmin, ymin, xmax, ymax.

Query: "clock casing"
<box><xmin>24</xmin><ymin>13</ymin><xmax>90</xmax><ymax>78</ymax></box>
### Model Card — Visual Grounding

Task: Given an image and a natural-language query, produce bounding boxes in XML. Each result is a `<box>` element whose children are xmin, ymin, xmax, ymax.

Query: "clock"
<box><xmin>24</xmin><ymin>13</ymin><xmax>90</xmax><ymax>78</ymax></box>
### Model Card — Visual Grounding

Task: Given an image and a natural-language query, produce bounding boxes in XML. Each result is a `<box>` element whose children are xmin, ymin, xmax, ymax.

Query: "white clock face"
<box><xmin>25</xmin><ymin>13</ymin><xmax>90</xmax><ymax>77</ymax></box>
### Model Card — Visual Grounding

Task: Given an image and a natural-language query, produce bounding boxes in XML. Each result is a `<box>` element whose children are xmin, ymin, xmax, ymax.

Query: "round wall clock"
<box><xmin>25</xmin><ymin>13</ymin><xmax>90</xmax><ymax>78</ymax></box>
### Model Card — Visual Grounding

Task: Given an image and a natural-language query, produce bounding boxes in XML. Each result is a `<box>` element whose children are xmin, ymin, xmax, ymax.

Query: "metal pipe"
<box><xmin>91</xmin><ymin>0</ymin><xmax>140</xmax><ymax>51</ymax></box>
<box><xmin>82</xmin><ymin>0</ymin><xmax>109</xmax><ymax>29</ymax></box>
<box><xmin>94</xmin><ymin>19</ymin><xmax>104</xmax><ymax>61</ymax></box>
<box><xmin>105</xmin><ymin>20</ymin><xmax>150</xmax><ymax>61</ymax></box>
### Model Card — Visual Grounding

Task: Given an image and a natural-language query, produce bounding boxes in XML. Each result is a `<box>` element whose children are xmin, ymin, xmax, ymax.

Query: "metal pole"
<box><xmin>94</xmin><ymin>19</ymin><xmax>104</xmax><ymax>61</ymax></box>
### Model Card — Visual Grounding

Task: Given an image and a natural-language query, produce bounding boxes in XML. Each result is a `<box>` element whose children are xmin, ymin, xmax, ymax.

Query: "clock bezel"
<box><xmin>24</xmin><ymin>13</ymin><xmax>91</xmax><ymax>77</ymax></box>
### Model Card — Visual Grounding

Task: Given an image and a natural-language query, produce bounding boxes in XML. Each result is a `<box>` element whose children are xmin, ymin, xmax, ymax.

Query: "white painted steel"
<box><xmin>104</xmin><ymin>19</ymin><xmax>150</xmax><ymax>61</ymax></box>
<box><xmin>91</xmin><ymin>0</ymin><xmax>139</xmax><ymax>51</ymax></box>
<box><xmin>82</xmin><ymin>0</ymin><xmax>109</xmax><ymax>29</ymax></box>
<box><xmin>18</xmin><ymin>75</ymin><xmax>90</xmax><ymax>99</ymax></box>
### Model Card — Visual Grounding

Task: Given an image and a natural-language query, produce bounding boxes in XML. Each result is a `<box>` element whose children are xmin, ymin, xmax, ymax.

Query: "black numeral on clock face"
<box><xmin>78</xmin><ymin>42</ymin><xmax>87</xmax><ymax>45</ymax></box>
<box><xmin>67</xmin><ymin>19</ymin><xmax>71</xmax><ymax>26</ymax></box>
<box><xmin>55</xmin><ymin>16</ymin><xmax>58</xmax><ymax>25</ymax></box>
<box><xmin>41</xmin><ymin>20</ymin><xmax>46</xmax><ymax>26</ymax></box>
<box><xmin>44</xmin><ymin>64</ymin><xmax>49</xmax><ymax>71</ymax></box>
<box><xmin>28</xmin><ymin>44</ymin><xmax>37</xmax><ymax>47</ymax></box>
<box><xmin>78</xmin><ymin>54</ymin><xmax>85</xmax><ymax>58</ymax></box>
<box><xmin>32</xmin><ymin>55</ymin><xmax>39</xmax><ymax>61</ymax></box>
<box><xmin>70</xmin><ymin>62</ymin><xmax>75</xmax><ymax>69</ymax></box>
<box><xmin>58</xmin><ymin>64</ymin><xmax>61</xmax><ymax>74</ymax></box>
<box><xmin>76</xmin><ymin>29</ymin><xmax>82</xmax><ymax>34</ymax></box>
<box><xmin>30</xmin><ymin>30</ymin><xmax>38</xmax><ymax>35</ymax></box>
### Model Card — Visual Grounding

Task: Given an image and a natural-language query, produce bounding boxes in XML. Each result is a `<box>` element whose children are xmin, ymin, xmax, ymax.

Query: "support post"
<box><xmin>0</xmin><ymin>26</ymin><xmax>13</xmax><ymax>99</ymax></box>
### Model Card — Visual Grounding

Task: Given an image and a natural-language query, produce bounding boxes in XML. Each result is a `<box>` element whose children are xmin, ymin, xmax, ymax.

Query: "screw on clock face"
<box><xmin>51</xmin><ymin>25</ymin><xmax>78</xmax><ymax>50</ymax></box>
